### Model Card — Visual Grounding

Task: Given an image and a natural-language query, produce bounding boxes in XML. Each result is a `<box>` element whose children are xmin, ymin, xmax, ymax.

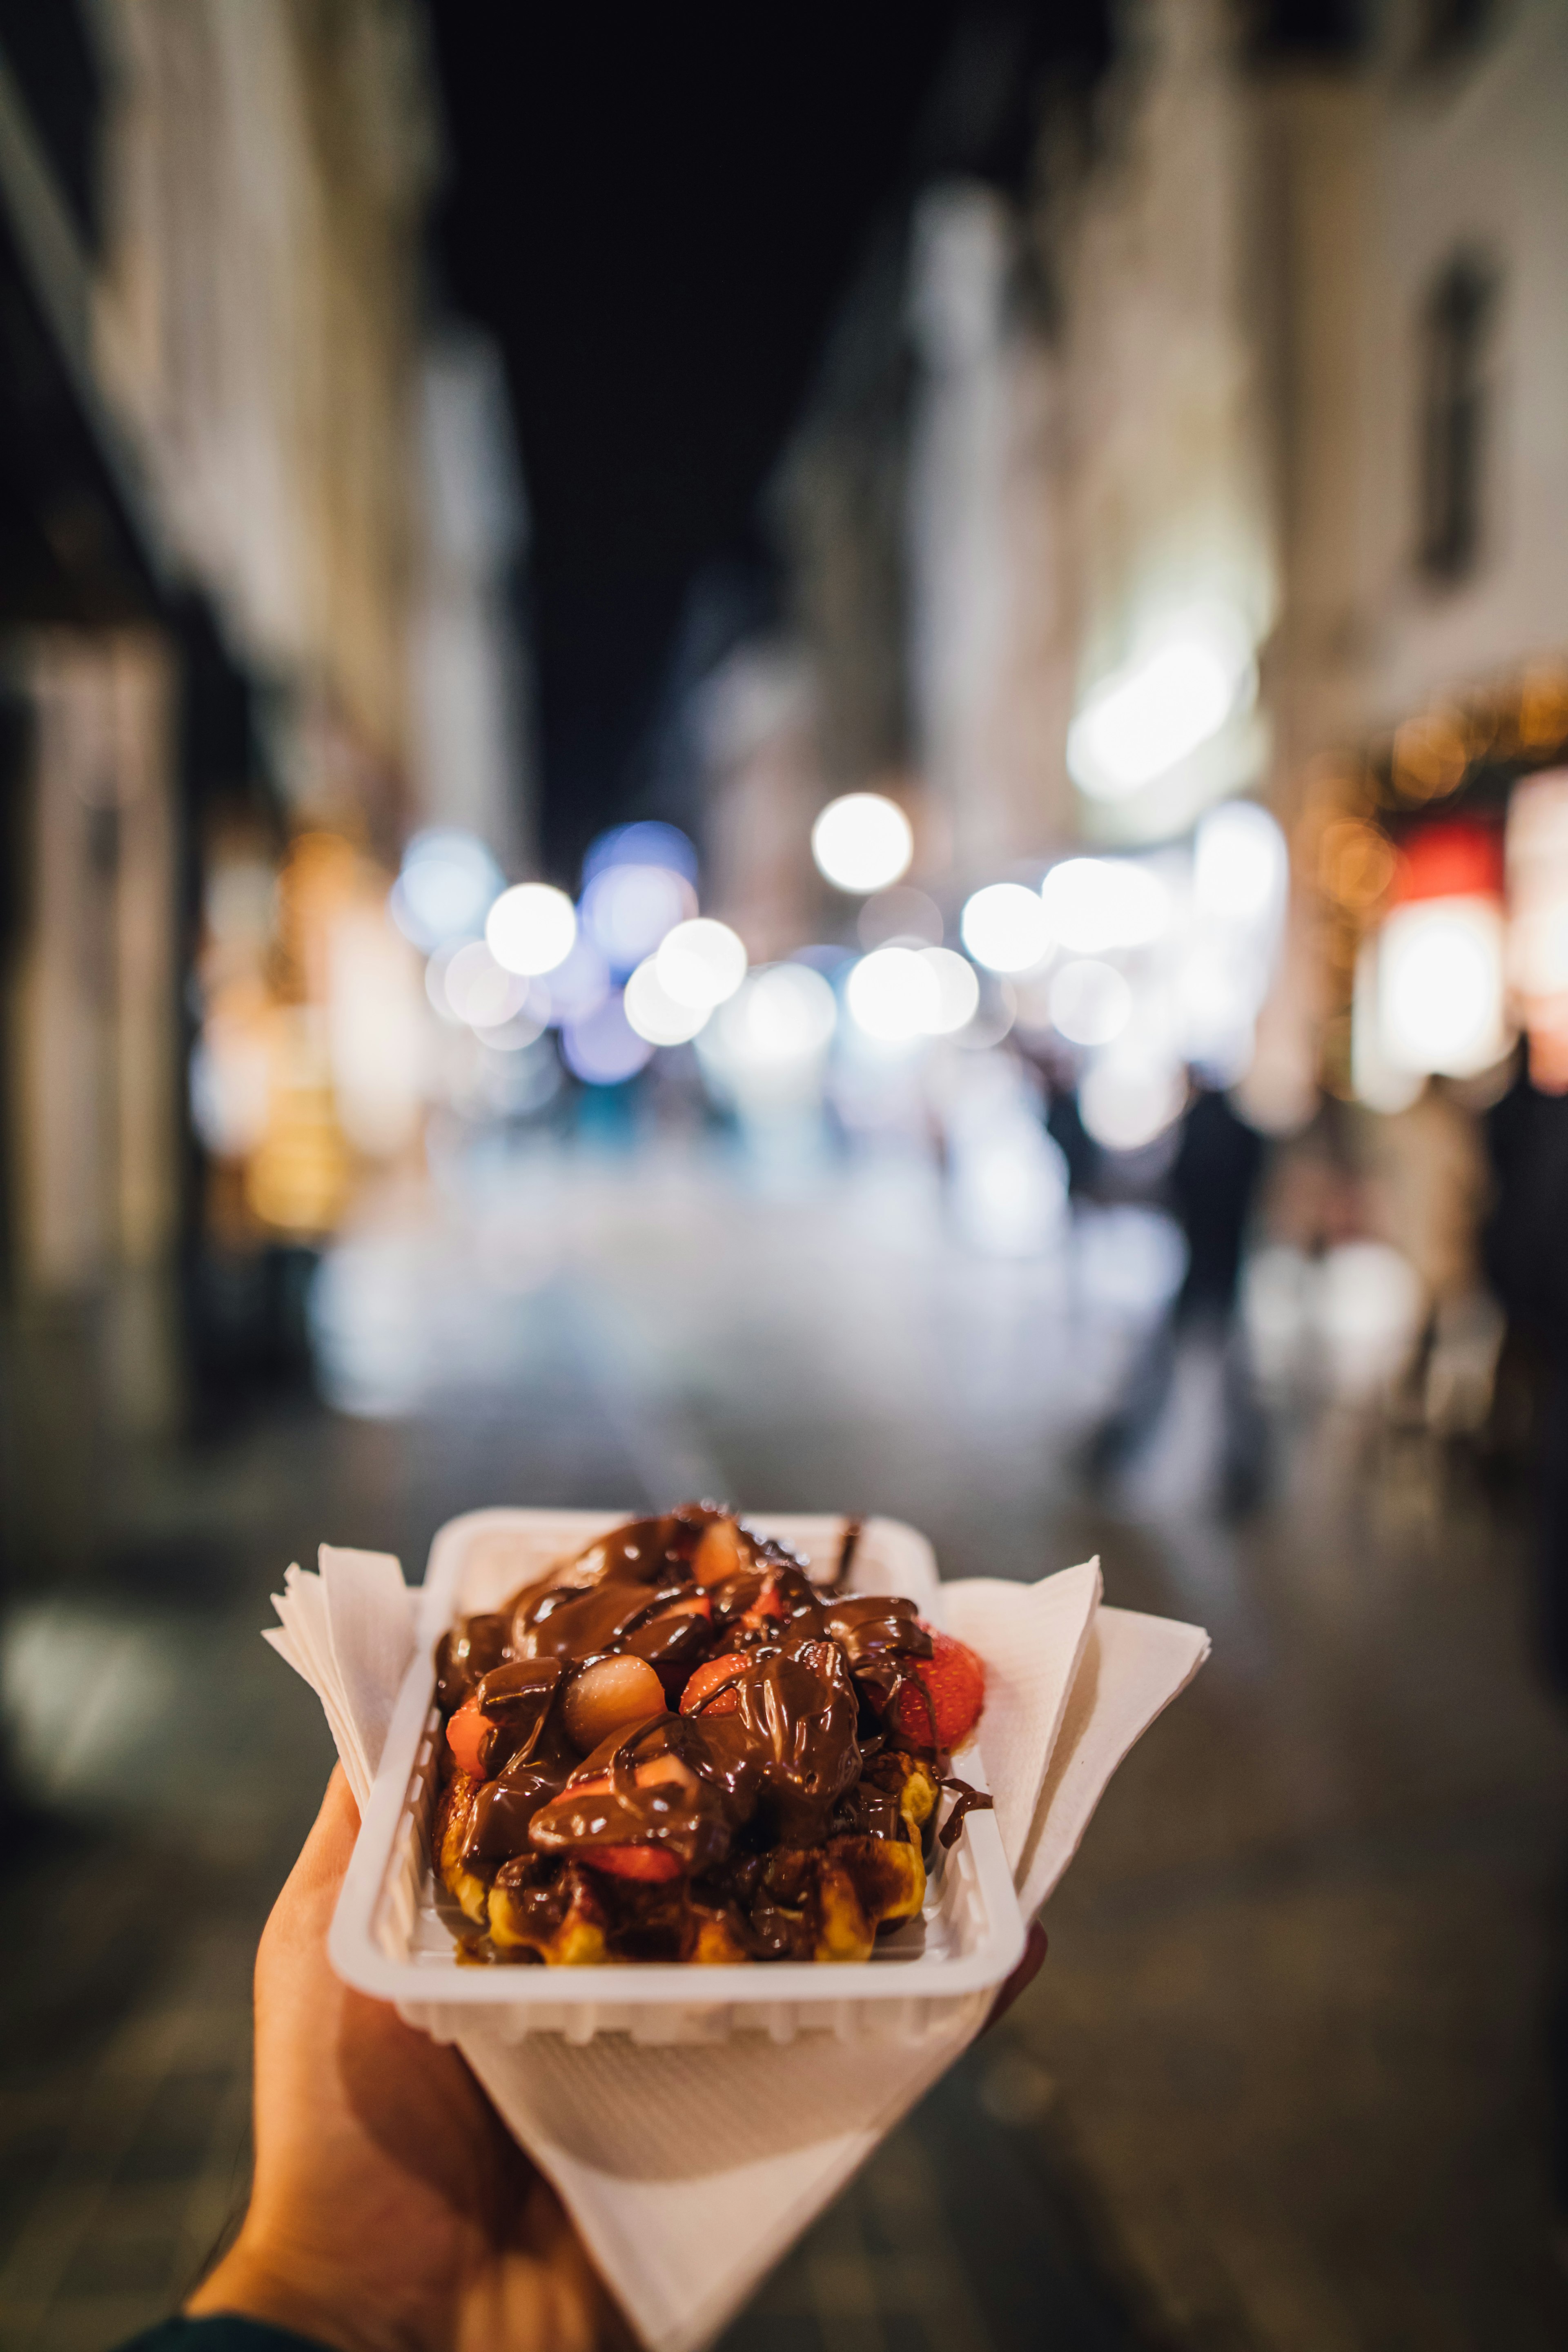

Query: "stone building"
<box><xmin>768</xmin><ymin>0</ymin><xmax>1278</xmax><ymax>902</ymax></box>
<box><xmin>0</xmin><ymin>1</ymin><xmax>504</xmax><ymax>1570</ymax></box>
<box><xmin>759</xmin><ymin>0</ymin><xmax>1567</xmax><ymax>1103</ymax></box>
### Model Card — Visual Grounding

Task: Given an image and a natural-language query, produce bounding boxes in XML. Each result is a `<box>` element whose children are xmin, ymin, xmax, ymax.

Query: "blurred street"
<box><xmin>2</xmin><ymin>1139</ymin><xmax>1565</xmax><ymax>2350</ymax></box>
<box><xmin>2</xmin><ymin>2</ymin><xmax>1567</xmax><ymax>2347</ymax></box>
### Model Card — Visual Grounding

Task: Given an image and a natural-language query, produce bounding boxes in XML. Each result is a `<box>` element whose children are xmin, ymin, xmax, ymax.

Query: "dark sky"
<box><xmin>425</xmin><ymin>4</ymin><xmax>1109</xmax><ymax>876</ymax></box>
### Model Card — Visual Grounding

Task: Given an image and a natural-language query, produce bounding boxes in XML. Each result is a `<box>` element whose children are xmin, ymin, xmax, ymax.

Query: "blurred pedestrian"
<box><xmin>1482</xmin><ymin>1062</ymin><xmax>1568</xmax><ymax>1694</ymax></box>
<box><xmin>1086</xmin><ymin>1077</ymin><xmax>1269</xmax><ymax>1513</ymax></box>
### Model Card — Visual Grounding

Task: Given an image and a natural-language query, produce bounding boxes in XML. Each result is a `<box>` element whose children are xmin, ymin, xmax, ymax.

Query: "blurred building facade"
<box><xmin>1264</xmin><ymin>0</ymin><xmax>1568</xmax><ymax>1104</ymax></box>
<box><xmin>0</xmin><ymin>1</ymin><xmax>532</xmax><ymax>1576</ymax></box>
<box><xmin>748</xmin><ymin>0</ymin><xmax>1568</xmax><ymax>1075</ymax></box>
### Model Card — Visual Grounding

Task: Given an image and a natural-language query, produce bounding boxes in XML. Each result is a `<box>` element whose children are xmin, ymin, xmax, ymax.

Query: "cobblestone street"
<box><xmin>2</xmin><ymin>1143</ymin><xmax>1565</xmax><ymax>2350</ymax></box>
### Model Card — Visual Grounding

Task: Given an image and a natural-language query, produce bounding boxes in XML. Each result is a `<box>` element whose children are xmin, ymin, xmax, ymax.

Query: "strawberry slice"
<box><xmin>679</xmin><ymin>1653</ymin><xmax>750</xmax><ymax>1717</ymax></box>
<box><xmin>891</xmin><ymin>1625</ymin><xmax>986</xmax><ymax>1751</ymax></box>
<box><xmin>581</xmin><ymin>1845</ymin><xmax>684</xmax><ymax>1882</ymax></box>
<box><xmin>656</xmin><ymin>1590</ymin><xmax>713</xmax><ymax>1622</ymax></box>
<box><xmin>735</xmin><ymin>1570</ymin><xmax>794</xmax><ymax>1632</ymax></box>
<box><xmin>446</xmin><ymin>1695</ymin><xmax>491</xmax><ymax>1779</ymax></box>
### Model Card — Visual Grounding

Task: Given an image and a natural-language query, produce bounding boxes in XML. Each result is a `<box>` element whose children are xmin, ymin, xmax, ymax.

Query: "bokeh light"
<box><xmin>389</xmin><ymin>829</ymin><xmax>501</xmax><ymax>951</ymax></box>
<box><xmin>960</xmin><ymin>882</ymin><xmax>1050</xmax><ymax>973</ymax></box>
<box><xmin>1177</xmin><ymin>944</ymin><xmax>1261</xmax><ymax>1078</ymax></box>
<box><xmin>811</xmin><ymin>793</ymin><xmax>914</xmax><ymax>894</ymax></box>
<box><xmin>486</xmin><ymin>882</ymin><xmax>578</xmax><ymax>976</ymax></box>
<box><xmin>1049</xmin><ymin>958</ymin><xmax>1132</xmax><ymax>1046</ymax></box>
<box><xmin>1194</xmin><ymin>800</ymin><xmax>1287</xmax><ymax>925</ymax></box>
<box><xmin>919</xmin><ymin>946</ymin><xmax>981</xmax><ymax>1034</ymax></box>
<box><xmin>741</xmin><ymin>964</ymin><xmax>838</xmax><ymax>1060</ymax></box>
<box><xmin>624</xmin><ymin>955</ymin><xmax>710</xmax><ymax>1045</ymax></box>
<box><xmin>704</xmin><ymin>961</ymin><xmax>838</xmax><ymax>1067</ymax></box>
<box><xmin>561</xmin><ymin>992</ymin><xmax>654</xmax><ymax>1085</ymax></box>
<box><xmin>582</xmin><ymin>820</ymin><xmax>699</xmax><ymax>886</ymax></box>
<box><xmin>656</xmin><ymin>918</ymin><xmax>748</xmax><ymax>1010</ymax></box>
<box><xmin>424</xmin><ymin>944</ymin><xmax>464</xmax><ymax>1026</ymax></box>
<box><xmin>1378</xmin><ymin>899</ymin><xmax>1508</xmax><ymax>1077</ymax></box>
<box><xmin>846</xmin><ymin>946</ymin><xmax>940</xmax><ymax>1041</ymax></box>
<box><xmin>537</xmin><ymin>934</ymin><xmax>610</xmax><ymax>1024</ymax></box>
<box><xmin>440</xmin><ymin>939</ymin><xmax>534</xmax><ymax>1030</ymax></box>
<box><xmin>1067</xmin><ymin>613</ymin><xmax>1255</xmax><ymax>802</ymax></box>
<box><xmin>699</xmin><ymin>964</ymin><xmax>838</xmax><ymax>1102</ymax></box>
<box><xmin>580</xmin><ymin>862</ymin><xmax>696</xmax><ymax>975</ymax></box>
<box><xmin>1040</xmin><ymin>858</ymin><xmax>1169</xmax><ymax>954</ymax></box>
<box><xmin>1079</xmin><ymin>1052</ymin><xmax>1187</xmax><ymax>1151</ymax></box>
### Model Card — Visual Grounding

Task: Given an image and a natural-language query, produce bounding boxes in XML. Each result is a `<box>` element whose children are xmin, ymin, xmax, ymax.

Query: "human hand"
<box><xmin>189</xmin><ymin>1768</ymin><xmax>628</xmax><ymax>2352</ymax></box>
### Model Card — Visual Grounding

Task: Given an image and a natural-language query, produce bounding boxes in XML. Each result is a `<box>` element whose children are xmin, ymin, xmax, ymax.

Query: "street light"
<box><xmin>811</xmin><ymin>793</ymin><xmax>913</xmax><ymax>893</ymax></box>
<box><xmin>486</xmin><ymin>882</ymin><xmax>578</xmax><ymax>976</ymax></box>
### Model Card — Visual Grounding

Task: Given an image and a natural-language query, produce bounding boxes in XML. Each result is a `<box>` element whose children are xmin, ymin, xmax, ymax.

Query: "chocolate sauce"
<box><xmin>824</xmin><ymin>1593</ymin><xmax>931</xmax><ymax>1667</ymax></box>
<box><xmin>466</xmin><ymin>1657</ymin><xmax>564</xmax><ymax>1777</ymax></box>
<box><xmin>431</xmin><ymin>1504</ymin><xmax>984</xmax><ymax>1965</ymax></box>
<box><xmin>936</xmin><ymin>1774</ymin><xmax>994</xmax><ymax>1849</ymax></box>
<box><xmin>434</xmin><ymin>1611</ymin><xmax>510</xmax><ymax>1710</ymax></box>
<box><xmin>465</xmin><ymin>1754</ymin><xmax>572</xmax><ymax>1860</ymax></box>
<box><xmin>515</xmin><ymin>1579</ymin><xmax>665</xmax><ymax>1659</ymax></box>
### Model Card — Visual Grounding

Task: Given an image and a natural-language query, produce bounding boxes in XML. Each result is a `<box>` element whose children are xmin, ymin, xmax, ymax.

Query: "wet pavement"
<box><xmin>2</xmin><ymin>1137</ymin><xmax>1565</xmax><ymax>2350</ymax></box>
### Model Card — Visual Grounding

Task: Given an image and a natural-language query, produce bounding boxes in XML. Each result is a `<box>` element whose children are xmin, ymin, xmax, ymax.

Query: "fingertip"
<box><xmin>320</xmin><ymin>1763</ymin><xmax>362</xmax><ymax>1835</ymax></box>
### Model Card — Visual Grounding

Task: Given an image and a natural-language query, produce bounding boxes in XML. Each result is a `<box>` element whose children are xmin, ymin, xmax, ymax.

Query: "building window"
<box><xmin>1417</xmin><ymin>253</ymin><xmax>1497</xmax><ymax>586</ymax></box>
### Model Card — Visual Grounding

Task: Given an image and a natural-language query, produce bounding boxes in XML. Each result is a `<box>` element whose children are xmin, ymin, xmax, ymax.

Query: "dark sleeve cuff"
<box><xmin>114</xmin><ymin>2319</ymin><xmax>336</xmax><ymax>2352</ymax></box>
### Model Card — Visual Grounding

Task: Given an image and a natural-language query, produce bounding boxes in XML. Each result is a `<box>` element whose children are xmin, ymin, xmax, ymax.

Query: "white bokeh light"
<box><xmin>624</xmin><ymin>955</ymin><xmax>710</xmax><ymax>1046</ymax></box>
<box><xmin>1040</xmin><ymin>859</ymin><xmax>1169</xmax><ymax>955</ymax></box>
<box><xmin>441</xmin><ymin>939</ymin><xmax>532</xmax><ymax>1030</ymax></box>
<box><xmin>960</xmin><ymin>882</ymin><xmax>1051</xmax><ymax>973</ymax></box>
<box><xmin>1049</xmin><ymin>958</ymin><xmax>1132</xmax><ymax>1047</ymax></box>
<box><xmin>1378</xmin><ymin>897</ymin><xmax>1508</xmax><ymax>1078</ymax></box>
<box><xmin>1178</xmin><ymin>943</ymin><xmax>1261</xmax><ymax>1077</ymax></box>
<box><xmin>712</xmin><ymin>963</ymin><xmax>838</xmax><ymax>1068</ymax></box>
<box><xmin>424</xmin><ymin>944</ymin><xmax>464</xmax><ymax>1026</ymax></box>
<box><xmin>1194</xmin><ymin>800</ymin><xmax>1287</xmax><ymax>926</ymax></box>
<box><xmin>1079</xmin><ymin>1054</ymin><xmax>1187</xmax><ymax>1152</ymax></box>
<box><xmin>486</xmin><ymin>882</ymin><xmax>577</xmax><ymax>976</ymax></box>
<box><xmin>389</xmin><ymin>829</ymin><xmax>501</xmax><ymax>951</ymax></box>
<box><xmin>811</xmin><ymin>793</ymin><xmax>914</xmax><ymax>894</ymax></box>
<box><xmin>919</xmin><ymin>947</ymin><xmax>981</xmax><ymax>1034</ymax></box>
<box><xmin>846</xmin><ymin>947</ymin><xmax>940</xmax><ymax>1041</ymax></box>
<box><xmin>656</xmin><ymin>918</ymin><xmax>748</xmax><ymax>1010</ymax></box>
<box><xmin>1067</xmin><ymin>613</ymin><xmax>1255</xmax><ymax>802</ymax></box>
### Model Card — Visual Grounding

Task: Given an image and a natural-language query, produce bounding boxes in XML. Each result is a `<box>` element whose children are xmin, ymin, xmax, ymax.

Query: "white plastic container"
<box><xmin>330</xmin><ymin>1509</ymin><xmax>1024</xmax><ymax>2046</ymax></box>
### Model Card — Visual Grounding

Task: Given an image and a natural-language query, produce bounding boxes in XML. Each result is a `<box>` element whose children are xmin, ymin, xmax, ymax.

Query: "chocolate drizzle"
<box><xmin>826</xmin><ymin>1515</ymin><xmax>864</xmax><ymax>1595</ymax></box>
<box><xmin>432</xmin><ymin>1505</ymin><xmax>986</xmax><ymax>1965</ymax></box>
<box><xmin>936</xmin><ymin>1773</ymin><xmax>994</xmax><ymax>1850</ymax></box>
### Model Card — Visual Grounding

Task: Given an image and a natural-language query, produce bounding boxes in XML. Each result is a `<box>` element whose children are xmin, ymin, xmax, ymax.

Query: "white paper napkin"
<box><xmin>264</xmin><ymin>1545</ymin><xmax>413</xmax><ymax>1806</ymax></box>
<box><xmin>266</xmin><ymin>1550</ymin><xmax>1206</xmax><ymax>2352</ymax></box>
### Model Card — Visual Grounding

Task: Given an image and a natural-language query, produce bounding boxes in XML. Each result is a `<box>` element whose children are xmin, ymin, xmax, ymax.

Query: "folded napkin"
<box><xmin>264</xmin><ymin>1546</ymin><xmax>414</xmax><ymax>1806</ymax></box>
<box><xmin>268</xmin><ymin>1544</ymin><xmax>1206</xmax><ymax>2352</ymax></box>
